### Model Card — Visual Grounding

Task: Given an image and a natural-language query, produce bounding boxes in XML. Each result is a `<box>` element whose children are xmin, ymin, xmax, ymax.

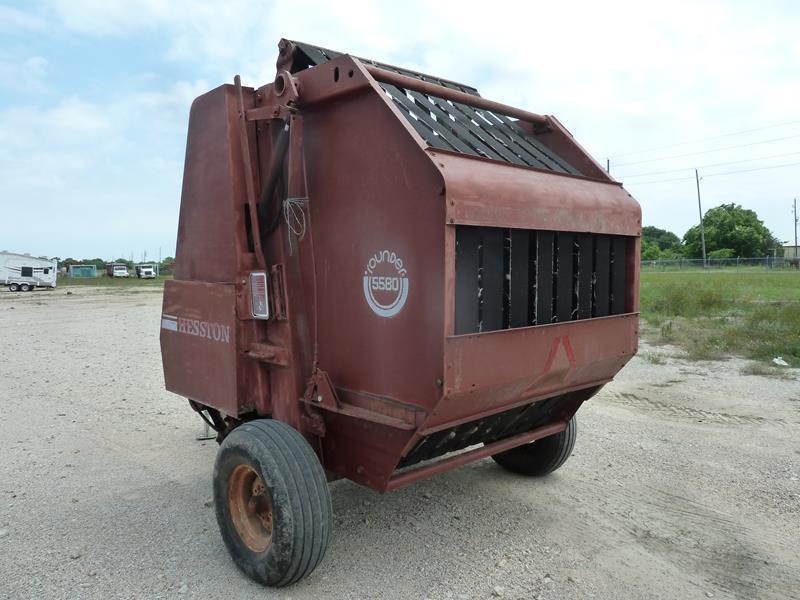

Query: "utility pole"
<box><xmin>793</xmin><ymin>198</ymin><xmax>798</xmax><ymax>259</ymax></box>
<box><xmin>695</xmin><ymin>169</ymin><xmax>707</xmax><ymax>268</ymax></box>
<box><xmin>606</xmin><ymin>158</ymin><xmax>610</xmax><ymax>174</ymax></box>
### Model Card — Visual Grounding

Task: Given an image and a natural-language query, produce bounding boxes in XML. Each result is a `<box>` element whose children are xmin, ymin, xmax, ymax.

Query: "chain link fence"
<box><xmin>641</xmin><ymin>257</ymin><xmax>800</xmax><ymax>271</ymax></box>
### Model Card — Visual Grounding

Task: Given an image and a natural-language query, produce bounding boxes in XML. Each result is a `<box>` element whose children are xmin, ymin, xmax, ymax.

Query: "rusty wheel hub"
<box><xmin>228</xmin><ymin>464</ymin><xmax>273</xmax><ymax>553</ymax></box>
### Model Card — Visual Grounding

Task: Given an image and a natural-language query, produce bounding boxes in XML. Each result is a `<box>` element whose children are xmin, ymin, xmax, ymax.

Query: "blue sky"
<box><xmin>1</xmin><ymin>0</ymin><xmax>799</xmax><ymax>259</ymax></box>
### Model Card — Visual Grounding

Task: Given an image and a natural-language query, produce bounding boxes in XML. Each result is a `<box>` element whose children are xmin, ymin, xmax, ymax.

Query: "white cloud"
<box><xmin>0</xmin><ymin>5</ymin><xmax>48</xmax><ymax>32</ymax></box>
<box><xmin>0</xmin><ymin>54</ymin><xmax>49</xmax><ymax>92</ymax></box>
<box><xmin>3</xmin><ymin>0</ymin><xmax>800</xmax><ymax>256</ymax></box>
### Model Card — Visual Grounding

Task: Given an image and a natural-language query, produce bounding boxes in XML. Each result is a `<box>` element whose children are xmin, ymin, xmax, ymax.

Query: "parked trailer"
<box><xmin>160</xmin><ymin>40</ymin><xmax>641</xmax><ymax>586</ymax></box>
<box><xmin>1</xmin><ymin>252</ymin><xmax>57</xmax><ymax>291</ymax></box>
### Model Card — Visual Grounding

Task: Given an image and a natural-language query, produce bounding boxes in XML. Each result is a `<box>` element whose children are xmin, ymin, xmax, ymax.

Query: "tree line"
<box><xmin>54</xmin><ymin>256</ymin><xmax>176</xmax><ymax>271</ymax></box>
<box><xmin>642</xmin><ymin>203</ymin><xmax>782</xmax><ymax>260</ymax></box>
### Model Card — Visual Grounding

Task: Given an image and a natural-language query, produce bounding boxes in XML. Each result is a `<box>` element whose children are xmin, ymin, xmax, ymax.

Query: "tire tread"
<box><xmin>214</xmin><ymin>419</ymin><xmax>331</xmax><ymax>587</ymax></box>
<box><xmin>491</xmin><ymin>417</ymin><xmax>577</xmax><ymax>476</ymax></box>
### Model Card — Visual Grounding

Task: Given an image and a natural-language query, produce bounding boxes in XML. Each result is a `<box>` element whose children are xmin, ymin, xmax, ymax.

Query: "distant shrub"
<box><xmin>707</xmin><ymin>248</ymin><xmax>736</xmax><ymax>259</ymax></box>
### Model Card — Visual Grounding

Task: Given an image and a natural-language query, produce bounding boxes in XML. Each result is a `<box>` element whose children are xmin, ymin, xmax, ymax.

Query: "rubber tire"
<box><xmin>20</xmin><ymin>284</ymin><xmax>31</xmax><ymax>292</ymax></box>
<box><xmin>491</xmin><ymin>417</ymin><xmax>577</xmax><ymax>476</ymax></box>
<box><xmin>213</xmin><ymin>420</ymin><xmax>332</xmax><ymax>587</ymax></box>
<box><xmin>9</xmin><ymin>283</ymin><xmax>19</xmax><ymax>292</ymax></box>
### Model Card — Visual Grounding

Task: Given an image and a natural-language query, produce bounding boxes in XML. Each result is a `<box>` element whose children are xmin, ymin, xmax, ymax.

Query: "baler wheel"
<box><xmin>213</xmin><ymin>419</ymin><xmax>332</xmax><ymax>587</ymax></box>
<box><xmin>490</xmin><ymin>417</ymin><xmax>577</xmax><ymax>476</ymax></box>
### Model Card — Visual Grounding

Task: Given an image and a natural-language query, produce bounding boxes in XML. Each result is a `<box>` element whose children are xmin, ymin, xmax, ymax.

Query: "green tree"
<box><xmin>683</xmin><ymin>204</ymin><xmax>779</xmax><ymax>258</ymax></box>
<box><xmin>642</xmin><ymin>226</ymin><xmax>681</xmax><ymax>252</ymax></box>
<box><xmin>641</xmin><ymin>239</ymin><xmax>663</xmax><ymax>260</ymax></box>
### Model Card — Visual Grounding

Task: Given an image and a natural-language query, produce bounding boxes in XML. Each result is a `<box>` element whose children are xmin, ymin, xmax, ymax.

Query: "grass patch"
<box><xmin>640</xmin><ymin>271</ymin><xmax>800</xmax><ymax>367</ymax></box>
<box><xmin>59</xmin><ymin>275</ymin><xmax>171</xmax><ymax>288</ymax></box>
<box><xmin>740</xmin><ymin>362</ymin><xmax>794</xmax><ymax>380</ymax></box>
<box><xmin>642</xmin><ymin>351</ymin><xmax>667</xmax><ymax>365</ymax></box>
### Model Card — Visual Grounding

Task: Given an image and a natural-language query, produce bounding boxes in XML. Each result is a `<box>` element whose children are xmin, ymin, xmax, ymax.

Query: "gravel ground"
<box><xmin>1</xmin><ymin>286</ymin><xmax>798</xmax><ymax>600</ymax></box>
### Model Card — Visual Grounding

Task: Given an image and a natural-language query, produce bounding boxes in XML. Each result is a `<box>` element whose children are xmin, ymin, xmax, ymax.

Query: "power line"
<box><xmin>704</xmin><ymin>160</ymin><xmax>800</xmax><ymax>179</ymax></box>
<box><xmin>609</xmin><ymin>118</ymin><xmax>800</xmax><ymax>159</ymax></box>
<box><xmin>630</xmin><ymin>160</ymin><xmax>800</xmax><ymax>186</ymax></box>
<box><xmin>613</xmin><ymin>134</ymin><xmax>800</xmax><ymax>167</ymax></box>
<box><xmin>630</xmin><ymin>175</ymin><xmax>694</xmax><ymax>186</ymax></box>
<box><xmin>618</xmin><ymin>150</ymin><xmax>800</xmax><ymax>179</ymax></box>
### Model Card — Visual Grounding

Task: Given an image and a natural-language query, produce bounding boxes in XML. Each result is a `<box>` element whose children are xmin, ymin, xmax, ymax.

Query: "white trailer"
<box><xmin>0</xmin><ymin>252</ymin><xmax>57</xmax><ymax>292</ymax></box>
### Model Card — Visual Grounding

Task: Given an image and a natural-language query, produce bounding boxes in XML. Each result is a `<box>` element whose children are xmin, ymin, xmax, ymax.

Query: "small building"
<box><xmin>68</xmin><ymin>264</ymin><xmax>98</xmax><ymax>277</ymax></box>
<box><xmin>783</xmin><ymin>244</ymin><xmax>799</xmax><ymax>259</ymax></box>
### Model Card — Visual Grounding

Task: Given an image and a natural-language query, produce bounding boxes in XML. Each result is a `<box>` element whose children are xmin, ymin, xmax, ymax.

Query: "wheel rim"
<box><xmin>228</xmin><ymin>463</ymin><xmax>273</xmax><ymax>553</ymax></box>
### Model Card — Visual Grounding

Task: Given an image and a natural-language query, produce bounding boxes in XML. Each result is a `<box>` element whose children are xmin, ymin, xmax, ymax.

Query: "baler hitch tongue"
<box><xmin>160</xmin><ymin>38</ymin><xmax>641</xmax><ymax>587</ymax></box>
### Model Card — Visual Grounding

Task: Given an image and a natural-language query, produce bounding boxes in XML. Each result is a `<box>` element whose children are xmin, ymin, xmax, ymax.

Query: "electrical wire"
<box><xmin>629</xmin><ymin>160</ymin><xmax>800</xmax><ymax>186</ymax></box>
<box><xmin>614</xmin><ymin>134</ymin><xmax>800</xmax><ymax>167</ymax></box>
<box><xmin>617</xmin><ymin>150</ymin><xmax>800</xmax><ymax>179</ymax></box>
<box><xmin>609</xmin><ymin>119</ymin><xmax>800</xmax><ymax>159</ymax></box>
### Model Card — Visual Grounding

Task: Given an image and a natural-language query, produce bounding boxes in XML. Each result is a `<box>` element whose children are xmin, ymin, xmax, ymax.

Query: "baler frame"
<box><xmin>160</xmin><ymin>38</ymin><xmax>640</xmax><ymax>586</ymax></box>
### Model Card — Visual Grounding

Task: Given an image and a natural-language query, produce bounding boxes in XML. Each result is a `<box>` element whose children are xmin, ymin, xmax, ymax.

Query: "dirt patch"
<box><xmin>0</xmin><ymin>287</ymin><xmax>798</xmax><ymax>599</ymax></box>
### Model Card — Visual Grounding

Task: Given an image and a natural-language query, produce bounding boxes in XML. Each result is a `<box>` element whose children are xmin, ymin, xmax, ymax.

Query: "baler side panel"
<box><xmin>160</xmin><ymin>280</ymin><xmax>239</xmax><ymax>415</ymax></box>
<box><xmin>278</xmin><ymin>88</ymin><xmax>447</xmax><ymax>487</ymax></box>
<box><xmin>174</xmin><ymin>85</ymin><xmax>260</xmax><ymax>283</ymax></box>
<box><xmin>299</xmin><ymin>90</ymin><xmax>447</xmax><ymax>414</ymax></box>
<box><xmin>168</xmin><ymin>84</ymin><xmax>270</xmax><ymax>417</ymax></box>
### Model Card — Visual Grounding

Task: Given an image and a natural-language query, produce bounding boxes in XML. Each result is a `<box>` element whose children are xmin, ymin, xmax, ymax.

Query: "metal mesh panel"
<box><xmin>289</xmin><ymin>41</ymin><xmax>578</xmax><ymax>174</ymax></box>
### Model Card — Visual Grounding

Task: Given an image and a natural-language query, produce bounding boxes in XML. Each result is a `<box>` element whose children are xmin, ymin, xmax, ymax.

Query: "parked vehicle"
<box><xmin>160</xmin><ymin>39</ymin><xmax>641</xmax><ymax>587</ymax></box>
<box><xmin>135</xmin><ymin>264</ymin><xmax>157</xmax><ymax>279</ymax></box>
<box><xmin>1</xmin><ymin>252</ymin><xmax>57</xmax><ymax>291</ymax></box>
<box><xmin>106</xmin><ymin>263</ymin><xmax>130</xmax><ymax>278</ymax></box>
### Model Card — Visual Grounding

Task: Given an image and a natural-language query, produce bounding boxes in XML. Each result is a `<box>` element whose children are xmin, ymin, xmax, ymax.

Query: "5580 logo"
<box><xmin>363</xmin><ymin>250</ymin><xmax>409</xmax><ymax>318</ymax></box>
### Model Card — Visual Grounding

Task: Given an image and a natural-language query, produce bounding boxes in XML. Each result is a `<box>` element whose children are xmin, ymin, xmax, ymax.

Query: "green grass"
<box><xmin>59</xmin><ymin>274</ymin><xmax>171</xmax><ymax>287</ymax></box>
<box><xmin>640</xmin><ymin>271</ymin><xmax>800</xmax><ymax>367</ymax></box>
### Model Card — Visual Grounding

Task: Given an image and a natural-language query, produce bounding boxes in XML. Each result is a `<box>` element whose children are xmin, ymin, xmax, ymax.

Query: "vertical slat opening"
<box><xmin>481</xmin><ymin>228</ymin><xmax>504</xmax><ymax>332</ymax></box>
<box><xmin>610</xmin><ymin>235</ymin><xmax>627</xmax><ymax>314</ymax></box>
<box><xmin>594</xmin><ymin>235</ymin><xmax>611</xmax><ymax>317</ymax></box>
<box><xmin>455</xmin><ymin>226</ymin><xmax>631</xmax><ymax>335</ymax></box>
<box><xmin>536</xmin><ymin>231</ymin><xmax>554</xmax><ymax>325</ymax></box>
<box><xmin>455</xmin><ymin>226</ymin><xmax>481</xmax><ymax>334</ymax></box>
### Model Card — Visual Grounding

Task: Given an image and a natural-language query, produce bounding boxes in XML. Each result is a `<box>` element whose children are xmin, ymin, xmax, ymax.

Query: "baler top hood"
<box><xmin>282</xmin><ymin>40</ymin><xmax>579</xmax><ymax>174</ymax></box>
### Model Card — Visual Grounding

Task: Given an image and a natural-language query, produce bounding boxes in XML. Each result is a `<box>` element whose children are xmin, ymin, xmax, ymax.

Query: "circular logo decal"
<box><xmin>363</xmin><ymin>250</ymin><xmax>409</xmax><ymax>318</ymax></box>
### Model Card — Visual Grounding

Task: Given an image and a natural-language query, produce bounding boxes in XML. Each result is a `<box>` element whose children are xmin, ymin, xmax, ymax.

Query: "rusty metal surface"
<box><xmin>436</xmin><ymin>149</ymin><xmax>641</xmax><ymax>235</ymax></box>
<box><xmin>160</xmin><ymin>280</ymin><xmax>239</xmax><ymax>415</ymax></box>
<box><xmin>364</xmin><ymin>65</ymin><xmax>551</xmax><ymax>127</ymax></box>
<box><xmin>161</xmin><ymin>39</ymin><xmax>642</xmax><ymax>493</ymax></box>
<box><xmin>228</xmin><ymin>464</ymin><xmax>273</xmax><ymax>553</ymax></box>
<box><xmin>287</xmin><ymin>39</ymin><xmax>480</xmax><ymax>95</ymax></box>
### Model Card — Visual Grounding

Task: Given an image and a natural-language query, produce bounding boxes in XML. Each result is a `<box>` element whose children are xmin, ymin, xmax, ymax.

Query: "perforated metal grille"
<box><xmin>289</xmin><ymin>41</ymin><xmax>577</xmax><ymax>173</ymax></box>
<box><xmin>455</xmin><ymin>226</ymin><xmax>630</xmax><ymax>335</ymax></box>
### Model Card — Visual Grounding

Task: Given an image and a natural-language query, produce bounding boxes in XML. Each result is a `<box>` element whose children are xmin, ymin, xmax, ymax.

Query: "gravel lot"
<box><xmin>1</xmin><ymin>286</ymin><xmax>798</xmax><ymax>600</ymax></box>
